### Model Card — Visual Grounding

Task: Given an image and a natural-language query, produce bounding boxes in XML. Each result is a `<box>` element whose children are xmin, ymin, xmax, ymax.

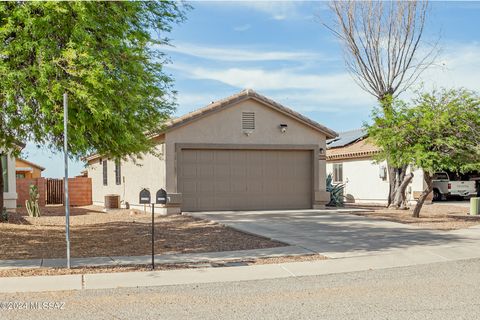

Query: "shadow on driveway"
<box><xmin>189</xmin><ymin>210</ymin><xmax>474</xmax><ymax>257</ymax></box>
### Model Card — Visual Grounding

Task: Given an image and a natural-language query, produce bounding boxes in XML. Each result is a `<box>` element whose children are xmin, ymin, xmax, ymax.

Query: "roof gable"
<box><xmin>165</xmin><ymin>89</ymin><xmax>337</xmax><ymax>139</ymax></box>
<box><xmin>16</xmin><ymin>158</ymin><xmax>45</xmax><ymax>171</ymax></box>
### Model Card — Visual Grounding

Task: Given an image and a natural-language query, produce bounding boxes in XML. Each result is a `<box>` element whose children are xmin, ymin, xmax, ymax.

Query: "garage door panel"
<box><xmin>248</xmin><ymin>180</ymin><xmax>263</xmax><ymax>193</ymax></box>
<box><xmin>181</xmin><ymin>181</ymin><xmax>197</xmax><ymax>193</ymax></box>
<box><xmin>198</xmin><ymin>151</ymin><xmax>214</xmax><ymax>163</ymax></box>
<box><xmin>214</xmin><ymin>164</ymin><xmax>230</xmax><ymax>176</ymax></box>
<box><xmin>215</xmin><ymin>151</ymin><xmax>230</xmax><ymax>163</ymax></box>
<box><xmin>199</xmin><ymin>165</ymin><xmax>214</xmax><ymax>177</ymax></box>
<box><xmin>198</xmin><ymin>181</ymin><xmax>214</xmax><ymax>192</ymax></box>
<box><xmin>179</xmin><ymin>149</ymin><xmax>312</xmax><ymax>211</ymax></box>
<box><xmin>214</xmin><ymin>180</ymin><xmax>230</xmax><ymax>192</ymax></box>
<box><xmin>182</xmin><ymin>166</ymin><xmax>197</xmax><ymax>178</ymax></box>
<box><xmin>231</xmin><ymin>180</ymin><xmax>247</xmax><ymax>193</ymax></box>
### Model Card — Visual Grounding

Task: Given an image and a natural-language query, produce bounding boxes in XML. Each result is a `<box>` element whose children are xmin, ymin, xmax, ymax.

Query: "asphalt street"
<box><xmin>0</xmin><ymin>258</ymin><xmax>479</xmax><ymax>320</ymax></box>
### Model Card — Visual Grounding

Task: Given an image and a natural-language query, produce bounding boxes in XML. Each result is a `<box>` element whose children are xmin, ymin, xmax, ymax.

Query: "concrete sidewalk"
<box><xmin>1</xmin><ymin>243</ymin><xmax>480</xmax><ymax>293</ymax></box>
<box><xmin>0</xmin><ymin>245</ymin><xmax>312</xmax><ymax>269</ymax></box>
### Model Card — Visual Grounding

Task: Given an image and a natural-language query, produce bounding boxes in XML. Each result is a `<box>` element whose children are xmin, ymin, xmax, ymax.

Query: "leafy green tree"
<box><xmin>368</xmin><ymin>89</ymin><xmax>480</xmax><ymax>217</ymax></box>
<box><xmin>0</xmin><ymin>1</ymin><xmax>188</xmax><ymax>210</ymax></box>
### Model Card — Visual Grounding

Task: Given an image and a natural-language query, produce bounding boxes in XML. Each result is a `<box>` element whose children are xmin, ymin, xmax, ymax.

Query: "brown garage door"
<box><xmin>178</xmin><ymin>149</ymin><xmax>312</xmax><ymax>211</ymax></box>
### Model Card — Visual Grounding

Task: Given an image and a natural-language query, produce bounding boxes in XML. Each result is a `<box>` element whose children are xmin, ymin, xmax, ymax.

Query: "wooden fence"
<box><xmin>46</xmin><ymin>178</ymin><xmax>64</xmax><ymax>205</ymax></box>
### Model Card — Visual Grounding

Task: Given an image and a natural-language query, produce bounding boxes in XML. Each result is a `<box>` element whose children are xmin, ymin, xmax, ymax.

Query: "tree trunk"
<box><xmin>412</xmin><ymin>174</ymin><xmax>433</xmax><ymax>218</ymax></box>
<box><xmin>0</xmin><ymin>155</ymin><xmax>4</xmax><ymax>212</ymax></box>
<box><xmin>387</xmin><ymin>164</ymin><xmax>413</xmax><ymax>209</ymax></box>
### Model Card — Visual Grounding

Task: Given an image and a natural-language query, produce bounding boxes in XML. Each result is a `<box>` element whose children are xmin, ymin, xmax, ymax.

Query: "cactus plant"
<box><xmin>25</xmin><ymin>185</ymin><xmax>41</xmax><ymax>217</ymax></box>
<box><xmin>326</xmin><ymin>173</ymin><xmax>346</xmax><ymax>207</ymax></box>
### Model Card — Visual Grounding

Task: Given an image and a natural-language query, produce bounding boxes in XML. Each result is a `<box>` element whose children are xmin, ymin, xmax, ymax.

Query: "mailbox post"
<box><xmin>139</xmin><ymin>189</ymin><xmax>154</xmax><ymax>269</ymax></box>
<box><xmin>152</xmin><ymin>189</ymin><xmax>168</xmax><ymax>270</ymax></box>
<box><xmin>138</xmin><ymin>188</ymin><xmax>168</xmax><ymax>270</ymax></box>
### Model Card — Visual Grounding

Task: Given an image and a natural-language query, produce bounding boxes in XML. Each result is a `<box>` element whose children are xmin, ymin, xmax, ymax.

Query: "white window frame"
<box><xmin>333</xmin><ymin>163</ymin><xmax>343</xmax><ymax>183</ymax></box>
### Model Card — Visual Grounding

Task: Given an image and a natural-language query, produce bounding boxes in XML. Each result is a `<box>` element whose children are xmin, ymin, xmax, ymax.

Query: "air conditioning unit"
<box><xmin>104</xmin><ymin>194</ymin><xmax>120</xmax><ymax>210</ymax></box>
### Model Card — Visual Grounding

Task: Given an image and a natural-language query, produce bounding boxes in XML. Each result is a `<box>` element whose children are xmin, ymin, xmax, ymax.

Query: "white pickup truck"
<box><xmin>432</xmin><ymin>172</ymin><xmax>477</xmax><ymax>201</ymax></box>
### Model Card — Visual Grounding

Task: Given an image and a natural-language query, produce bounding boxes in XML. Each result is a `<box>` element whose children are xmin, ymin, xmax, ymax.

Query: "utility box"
<box><xmin>470</xmin><ymin>197</ymin><xmax>480</xmax><ymax>216</ymax></box>
<box><xmin>105</xmin><ymin>194</ymin><xmax>120</xmax><ymax>209</ymax></box>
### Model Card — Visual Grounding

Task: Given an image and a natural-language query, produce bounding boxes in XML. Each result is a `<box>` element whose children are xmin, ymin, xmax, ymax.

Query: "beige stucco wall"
<box><xmin>326</xmin><ymin>158</ymin><xmax>425</xmax><ymax>205</ymax></box>
<box><xmin>87</xmin><ymin>142</ymin><xmax>166</xmax><ymax>212</ymax></box>
<box><xmin>165</xmin><ymin>99</ymin><xmax>329</xmax><ymax>208</ymax></box>
<box><xmin>3</xmin><ymin>152</ymin><xmax>17</xmax><ymax>209</ymax></box>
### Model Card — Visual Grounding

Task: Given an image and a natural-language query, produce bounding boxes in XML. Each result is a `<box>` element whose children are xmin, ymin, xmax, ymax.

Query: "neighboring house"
<box><xmin>1</xmin><ymin>151</ymin><xmax>21</xmax><ymax>209</ymax></box>
<box><xmin>86</xmin><ymin>89</ymin><xmax>337</xmax><ymax>213</ymax></box>
<box><xmin>15</xmin><ymin>158</ymin><xmax>45</xmax><ymax>179</ymax></box>
<box><xmin>326</xmin><ymin>129</ymin><xmax>426</xmax><ymax>205</ymax></box>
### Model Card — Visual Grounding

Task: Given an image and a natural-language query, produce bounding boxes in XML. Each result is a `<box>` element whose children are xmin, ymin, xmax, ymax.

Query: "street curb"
<box><xmin>1</xmin><ymin>246</ymin><xmax>480</xmax><ymax>293</ymax></box>
<box><xmin>0</xmin><ymin>274</ymin><xmax>82</xmax><ymax>293</ymax></box>
<box><xmin>0</xmin><ymin>246</ymin><xmax>313</xmax><ymax>270</ymax></box>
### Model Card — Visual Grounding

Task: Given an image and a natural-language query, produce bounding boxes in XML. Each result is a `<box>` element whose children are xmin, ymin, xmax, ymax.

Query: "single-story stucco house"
<box><xmin>326</xmin><ymin>129</ymin><xmax>427</xmax><ymax>205</ymax></box>
<box><xmin>15</xmin><ymin>158</ymin><xmax>45</xmax><ymax>179</ymax></box>
<box><xmin>2</xmin><ymin>151</ymin><xmax>19</xmax><ymax>209</ymax></box>
<box><xmin>86</xmin><ymin>89</ymin><xmax>337</xmax><ymax>213</ymax></box>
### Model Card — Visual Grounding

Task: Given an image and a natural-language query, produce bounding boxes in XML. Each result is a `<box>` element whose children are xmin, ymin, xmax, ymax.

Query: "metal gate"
<box><xmin>46</xmin><ymin>179</ymin><xmax>64</xmax><ymax>205</ymax></box>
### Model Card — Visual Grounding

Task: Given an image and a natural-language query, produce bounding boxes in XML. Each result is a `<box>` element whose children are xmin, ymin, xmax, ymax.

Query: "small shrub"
<box><xmin>0</xmin><ymin>207</ymin><xmax>8</xmax><ymax>222</ymax></box>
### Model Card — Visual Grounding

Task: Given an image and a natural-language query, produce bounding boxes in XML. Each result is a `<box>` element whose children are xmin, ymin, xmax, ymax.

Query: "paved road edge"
<box><xmin>1</xmin><ymin>245</ymin><xmax>479</xmax><ymax>293</ymax></box>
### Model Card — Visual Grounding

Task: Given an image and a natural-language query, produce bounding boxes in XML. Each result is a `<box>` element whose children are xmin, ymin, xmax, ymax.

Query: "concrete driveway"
<box><xmin>190</xmin><ymin>209</ymin><xmax>480</xmax><ymax>258</ymax></box>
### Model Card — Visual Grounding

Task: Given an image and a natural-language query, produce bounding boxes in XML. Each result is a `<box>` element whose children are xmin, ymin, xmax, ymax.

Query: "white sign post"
<box><xmin>64</xmin><ymin>93</ymin><xmax>71</xmax><ymax>269</ymax></box>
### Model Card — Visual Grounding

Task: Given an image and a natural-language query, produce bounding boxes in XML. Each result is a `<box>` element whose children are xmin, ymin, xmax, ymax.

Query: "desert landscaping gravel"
<box><xmin>0</xmin><ymin>206</ymin><xmax>285</xmax><ymax>260</ymax></box>
<box><xmin>348</xmin><ymin>203</ymin><xmax>480</xmax><ymax>230</ymax></box>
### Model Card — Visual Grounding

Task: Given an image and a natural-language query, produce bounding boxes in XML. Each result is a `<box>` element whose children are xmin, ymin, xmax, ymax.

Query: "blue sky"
<box><xmin>23</xmin><ymin>1</ymin><xmax>480</xmax><ymax>177</ymax></box>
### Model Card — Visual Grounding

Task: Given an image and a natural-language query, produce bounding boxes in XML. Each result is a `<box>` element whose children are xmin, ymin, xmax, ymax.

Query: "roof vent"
<box><xmin>242</xmin><ymin>112</ymin><xmax>255</xmax><ymax>132</ymax></box>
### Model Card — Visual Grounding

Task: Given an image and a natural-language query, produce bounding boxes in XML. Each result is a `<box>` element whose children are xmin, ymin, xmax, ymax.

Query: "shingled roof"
<box><xmin>163</xmin><ymin>89</ymin><xmax>337</xmax><ymax>139</ymax></box>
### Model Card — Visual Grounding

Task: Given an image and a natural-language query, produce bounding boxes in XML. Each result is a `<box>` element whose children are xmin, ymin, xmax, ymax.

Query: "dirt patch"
<box><xmin>0</xmin><ymin>254</ymin><xmax>327</xmax><ymax>277</ymax></box>
<box><xmin>347</xmin><ymin>203</ymin><xmax>479</xmax><ymax>230</ymax></box>
<box><xmin>0</xmin><ymin>206</ymin><xmax>285</xmax><ymax>260</ymax></box>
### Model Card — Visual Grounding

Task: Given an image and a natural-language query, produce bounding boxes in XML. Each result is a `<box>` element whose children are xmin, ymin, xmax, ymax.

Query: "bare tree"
<box><xmin>324</xmin><ymin>1</ymin><xmax>438</xmax><ymax>208</ymax></box>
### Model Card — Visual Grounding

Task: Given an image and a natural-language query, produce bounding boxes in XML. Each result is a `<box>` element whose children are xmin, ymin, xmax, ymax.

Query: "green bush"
<box><xmin>1</xmin><ymin>207</ymin><xmax>8</xmax><ymax>222</ymax></box>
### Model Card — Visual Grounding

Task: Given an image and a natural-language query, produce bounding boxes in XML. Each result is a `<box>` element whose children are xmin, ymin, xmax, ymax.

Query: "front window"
<box><xmin>333</xmin><ymin>163</ymin><xmax>343</xmax><ymax>183</ymax></box>
<box><xmin>102</xmin><ymin>159</ymin><xmax>108</xmax><ymax>186</ymax></box>
<box><xmin>1</xmin><ymin>155</ymin><xmax>8</xmax><ymax>193</ymax></box>
<box><xmin>115</xmin><ymin>159</ymin><xmax>121</xmax><ymax>185</ymax></box>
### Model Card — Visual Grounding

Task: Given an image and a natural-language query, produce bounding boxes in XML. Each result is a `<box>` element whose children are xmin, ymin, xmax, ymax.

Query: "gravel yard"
<box><xmin>0</xmin><ymin>206</ymin><xmax>285</xmax><ymax>260</ymax></box>
<box><xmin>348</xmin><ymin>203</ymin><xmax>480</xmax><ymax>230</ymax></box>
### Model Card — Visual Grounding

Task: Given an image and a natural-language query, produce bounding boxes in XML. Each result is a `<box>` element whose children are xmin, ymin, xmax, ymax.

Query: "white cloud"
<box><xmin>169</xmin><ymin>63</ymin><xmax>375</xmax><ymax>112</ymax></box>
<box><xmin>234</xmin><ymin>24</ymin><xmax>251</xmax><ymax>32</ymax></box>
<box><xmin>162</xmin><ymin>42</ymin><xmax>328</xmax><ymax>62</ymax></box>
<box><xmin>417</xmin><ymin>42</ymin><xmax>480</xmax><ymax>92</ymax></box>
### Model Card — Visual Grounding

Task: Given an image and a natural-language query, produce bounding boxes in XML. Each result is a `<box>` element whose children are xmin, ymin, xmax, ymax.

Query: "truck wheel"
<box><xmin>433</xmin><ymin>189</ymin><xmax>441</xmax><ymax>202</ymax></box>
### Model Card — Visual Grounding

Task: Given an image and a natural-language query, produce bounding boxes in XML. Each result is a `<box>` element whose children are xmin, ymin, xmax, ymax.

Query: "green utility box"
<box><xmin>470</xmin><ymin>197</ymin><xmax>480</xmax><ymax>216</ymax></box>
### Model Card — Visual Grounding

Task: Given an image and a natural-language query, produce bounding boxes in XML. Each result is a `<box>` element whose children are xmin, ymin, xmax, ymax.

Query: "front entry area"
<box><xmin>178</xmin><ymin>148</ymin><xmax>313</xmax><ymax>211</ymax></box>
